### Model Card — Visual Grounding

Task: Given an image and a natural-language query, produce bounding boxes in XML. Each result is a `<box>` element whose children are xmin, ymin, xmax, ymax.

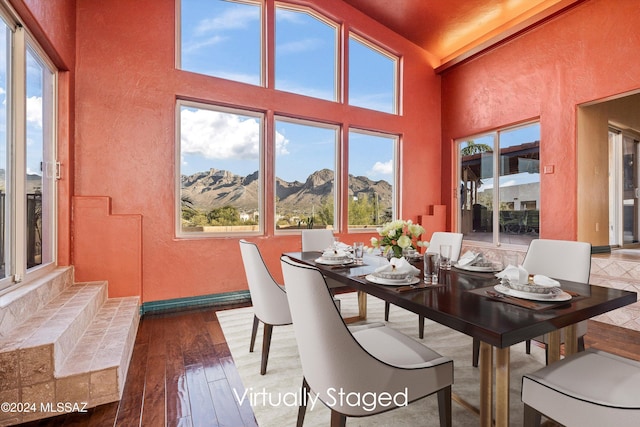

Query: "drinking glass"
<box><xmin>423</xmin><ymin>253</ymin><xmax>439</xmax><ymax>284</ymax></box>
<box><xmin>353</xmin><ymin>242</ymin><xmax>364</xmax><ymax>264</ymax></box>
<box><xmin>439</xmin><ymin>244</ymin><xmax>452</xmax><ymax>270</ymax></box>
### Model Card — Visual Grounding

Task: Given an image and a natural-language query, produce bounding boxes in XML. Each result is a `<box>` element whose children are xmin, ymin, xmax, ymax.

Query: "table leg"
<box><xmin>495</xmin><ymin>346</ymin><xmax>510</xmax><ymax>427</ymax></box>
<box><xmin>357</xmin><ymin>291</ymin><xmax>367</xmax><ymax>320</ymax></box>
<box><xmin>547</xmin><ymin>329</ymin><xmax>561</xmax><ymax>364</ymax></box>
<box><xmin>479</xmin><ymin>341</ymin><xmax>493</xmax><ymax>427</ymax></box>
<box><xmin>564</xmin><ymin>324</ymin><xmax>578</xmax><ymax>356</ymax></box>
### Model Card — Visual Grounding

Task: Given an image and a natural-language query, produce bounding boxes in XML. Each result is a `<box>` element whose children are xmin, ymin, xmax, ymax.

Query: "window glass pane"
<box><xmin>498</xmin><ymin>124</ymin><xmax>540</xmax><ymax>245</ymax></box>
<box><xmin>275</xmin><ymin>6</ymin><xmax>337</xmax><ymax>101</ymax></box>
<box><xmin>179</xmin><ymin>104</ymin><xmax>262</xmax><ymax>234</ymax></box>
<box><xmin>25</xmin><ymin>46</ymin><xmax>54</xmax><ymax>270</ymax></box>
<box><xmin>348</xmin><ymin>35</ymin><xmax>397</xmax><ymax>114</ymax></box>
<box><xmin>180</xmin><ymin>0</ymin><xmax>261</xmax><ymax>85</ymax></box>
<box><xmin>348</xmin><ymin>130</ymin><xmax>395</xmax><ymax>229</ymax></box>
<box><xmin>275</xmin><ymin>119</ymin><xmax>337</xmax><ymax>230</ymax></box>
<box><xmin>460</xmin><ymin>135</ymin><xmax>495</xmax><ymax>242</ymax></box>
<box><xmin>0</xmin><ymin>23</ymin><xmax>7</xmax><ymax>281</ymax></box>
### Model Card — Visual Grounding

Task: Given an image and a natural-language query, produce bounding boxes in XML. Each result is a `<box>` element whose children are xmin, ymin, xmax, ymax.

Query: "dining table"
<box><xmin>283</xmin><ymin>251</ymin><xmax>638</xmax><ymax>427</ymax></box>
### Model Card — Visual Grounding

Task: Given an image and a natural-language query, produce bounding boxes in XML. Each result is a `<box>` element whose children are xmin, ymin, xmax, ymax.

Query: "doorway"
<box><xmin>609</xmin><ymin>127</ymin><xmax>640</xmax><ymax>248</ymax></box>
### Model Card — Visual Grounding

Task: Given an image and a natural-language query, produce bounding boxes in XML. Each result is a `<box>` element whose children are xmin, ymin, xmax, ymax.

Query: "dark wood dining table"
<box><xmin>283</xmin><ymin>251</ymin><xmax>638</xmax><ymax>427</ymax></box>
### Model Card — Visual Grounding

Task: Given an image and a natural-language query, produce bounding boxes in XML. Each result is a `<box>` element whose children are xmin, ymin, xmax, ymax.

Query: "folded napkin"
<box><xmin>495</xmin><ymin>264</ymin><xmax>529</xmax><ymax>284</ymax></box>
<box><xmin>532</xmin><ymin>274</ymin><xmax>560</xmax><ymax>287</ymax></box>
<box><xmin>457</xmin><ymin>251</ymin><xmax>478</xmax><ymax>266</ymax></box>
<box><xmin>374</xmin><ymin>257</ymin><xmax>420</xmax><ymax>275</ymax></box>
<box><xmin>322</xmin><ymin>248</ymin><xmax>349</xmax><ymax>258</ymax></box>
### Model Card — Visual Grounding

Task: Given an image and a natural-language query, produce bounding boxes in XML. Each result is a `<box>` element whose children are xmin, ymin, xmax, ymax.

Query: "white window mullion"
<box><xmin>11</xmin><ymin>25</ymin><xmax>26</xmax><ymax>282</ymax></box>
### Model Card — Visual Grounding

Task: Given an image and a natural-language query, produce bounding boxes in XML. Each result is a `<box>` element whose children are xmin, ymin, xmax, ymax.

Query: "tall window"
<box><xmin>179</xmin><ymin>0</ymin><xmax>262</xmax><ymax>85</ymax></box>
<box><xmin>275</xmin><ymin>5</ymin><xmax>337</xmax><ymax>101</ymax></box>
<box><xmin>178</xmin><ymin>1</ymin><xmax>401</xmax><ymax>236</ymax></box>
<box><xmin>0</xmin><ymin>20</ymin><xmax>57</xmax><ymax>291</ymax></box>
<box><xmin>348</xmin><ymin>130</ymin><xmax>396</xmax><ymax>230</ymax></box>
<box><xmin>458</xmin><ymin>122</ymin><xmax>540</xmax><ymax>245</ymax></box>
<box><xmin>348</xmin><ymin>34</ymin><xmax>398</xmax><ymax>114</ymax></box>
<box><xmin>274</xmin><ymin>118</ymin><xmax>337</xmax><ymax>230</ymax></box>
<box><xmin>178</xmin><ymin>102</ymin><xmax>263</xmax><ymax>235</ymax></box>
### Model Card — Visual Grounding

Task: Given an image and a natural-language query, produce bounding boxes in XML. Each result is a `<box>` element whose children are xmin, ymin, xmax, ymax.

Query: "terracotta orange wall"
<box><xmin>440</xmin><ymin>0</ymin><xmax>640</xmax><ymax>240</ymax></box>
<box><xmin>62</xmin><ymin>0</ymin><xmax>444</xmax><ymax>302</ymax></box>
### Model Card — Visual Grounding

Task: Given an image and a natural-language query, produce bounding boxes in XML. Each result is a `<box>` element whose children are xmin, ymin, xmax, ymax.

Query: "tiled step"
<box><xmin>57</xmin><ymin>296</ymin><xmax>139</xmax><ymax>407</ymax></box>
<box><xmin>0</xmin><ymin>281</ymin><xmax>108</xmax><ymax>373</ymax></box>
<box><xmin>0</xmin><ymin>268</ymin><xmax>140</xmax><ymax>425</ymax></box>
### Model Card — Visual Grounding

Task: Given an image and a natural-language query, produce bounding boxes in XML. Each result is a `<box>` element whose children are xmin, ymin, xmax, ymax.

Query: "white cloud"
<box><xmin>370</xmin><ymin>159</ymin><xmax>393</xmax><ymax>176</ymax></box>
<box><xmin>26</xmin><ymin>96</ymin><xmax>42</xmax><ymax>128</ymax></box>
<box><xmin>195</xmin><ymin>8</ymin><xmax>258</xmax><ymax>34</ymax></box>
<box><xmin>181</xmin><ymin>108</ymin><xmax>288</xmax><ymax>160</ymax></box>
<box><xmin>182</xmin><ymin>35</ymin><xmax>226</xmax><ymax>54</ymax></box>
<box><xmin>277</xmin><ymin>38</ymin><xmax>322</xmax><ymax>55</ymax></box>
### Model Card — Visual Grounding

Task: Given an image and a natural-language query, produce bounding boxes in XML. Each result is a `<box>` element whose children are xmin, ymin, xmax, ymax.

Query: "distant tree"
<box><xmin>460</xmin><ymin>140</ymin><xmax>492</xmax><ymax>156</ymax></box>
<box><xmin>317</xmin><ymin>197</ymin><xmax>334</xmax><ymax>226</ymax></box>
<box><xmin>349</xmin><ymin>194</ymin><xmax>375</xmax><ymax>226</ymax></box>
<box><xmin>207</xmin><ymin>206</ymin><xmax>240</xmax><ymax>225</ymax></box>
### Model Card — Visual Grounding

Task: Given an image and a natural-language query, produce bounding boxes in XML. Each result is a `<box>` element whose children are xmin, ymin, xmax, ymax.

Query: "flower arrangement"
<box><xmin>370</xmin><ymin>219</ymin><xmax>428</xmax><ymax>258</ymax></box>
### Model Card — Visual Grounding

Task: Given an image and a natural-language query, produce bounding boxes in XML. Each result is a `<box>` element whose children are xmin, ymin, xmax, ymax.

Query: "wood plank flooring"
<box><xmin>16</xmin><ymin>301</ymin><xmax>640</xmax><ymax>427</ymax></box>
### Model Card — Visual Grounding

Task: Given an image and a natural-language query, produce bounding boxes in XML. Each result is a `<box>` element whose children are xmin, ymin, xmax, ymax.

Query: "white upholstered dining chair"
<box><xmin>385</xmin><ymin>231</ymin><xmax>463</xmax><ymax>339</ymax></box>
<box><xmin>301</xmin><ymin>229</ymin><xmax>346</xmax><ymax>294</ymax></box>
<box><xmin>472</xmin><ymin>238</ymin><xmax>592</xmax><ymax>367</ymax></box>
<box><xmin>280</xmin><ymin>255</ymin><xmax>454</xmax><ymax>427</ymax></box>
<box><xmin>301</xmin><ymin>229</ymin><xmax>336</xmax><ymax>252</ymax></box>
<box><xmin>521</xmin><ymin>348</ymin><xmax>640</xmax><ymax>426</ymax></box>
<box><xmin>239</xmin><ymin>240</ymin><xmax>292</xmax><ymax>375</ymax></box>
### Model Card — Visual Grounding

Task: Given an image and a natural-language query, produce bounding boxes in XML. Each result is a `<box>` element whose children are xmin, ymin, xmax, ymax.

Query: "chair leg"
<box><xmin>297</xmin><ymin>377</ymin><xmax>309</xmax><ymax>427</ymax></box>
<box><xmin>260</xmin><ymin>323</ymin><xmax>273</xmax><ymax>375</ymax></box>
<box><xmin>578</xmin><ymin>335</ymin><xmax>585</xmax><ymax>352</ymax></box>
<box><xmin>523</xmin><ymin>403</ymin><xmax>542</xmax><ymax>427</ymax></box>
<box><xmin>384</xmin><ymin>302</ymin><xmax>390</xmax><ymax>321</ymax></box>
<box><xmin>250</xmin><ymin>315</ymin><xmax>259</xmax><ymax>353</ymax></box>
<box><xmin>437</xmin><ymin>385</ymin><xmax>452</xmax><ymax>427</ymax></box>
<box><xmin>418</xmin><ymin>315</ymin><xmax>425</xmax><ymax>339</ymax></box>
<box><xmin>472</xmin><ymin>338</ymin><xmax>480</xmax><ymax>367</ymax></box>
<box><xmin>330</xmin><ymin>410</ymin><xmax>346</xmax><ymax>427</ymax></box>
<box><xmin>526</xmin><ymin>339</ymin><xmax>531</xmax><ymax>354</ymax></box>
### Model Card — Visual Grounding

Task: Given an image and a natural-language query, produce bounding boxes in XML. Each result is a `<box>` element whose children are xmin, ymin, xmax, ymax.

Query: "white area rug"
<box><xmin>217</xmin><ymin>292</ymin><xmax>546</xmax><ymax>426</ymax></box>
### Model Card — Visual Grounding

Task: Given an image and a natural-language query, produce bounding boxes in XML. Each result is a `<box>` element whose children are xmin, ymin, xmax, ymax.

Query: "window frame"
<box><xmin>175</xmin><ymin>99</ymin><xmax>265</xmax><ymax>238</ymax></box>
<box><xmin>455</xmin><ymin>121</ymin><xmax>540</xmax><ymax>247</ymax></box>
<box><xmin>274</xmin><ymin>2</ymin><xmax>339</xmax><ymax>102</ymax></box>
<box><xmin>347</xmin><ymin>128</ymin><xmax>399</xmax><ymax>232</ymax></box>
<box><xmin>347</xmin><ymin>32</ymin><xmax>399</xmax><ymax>115</ymax></box>
<box><xmin>176</xmin><ymin>0</ymin><xmax>404</xmax><ymax>238</ymax></box>
<box><xmin>273</xmin><ymin>115</ymin><xmax>340</xmax><ymax>233</ymax></box>
<box><xmin>0</xmin><ymin>7</ymin><xmax>58</xmax><ymax>293</ymax></box>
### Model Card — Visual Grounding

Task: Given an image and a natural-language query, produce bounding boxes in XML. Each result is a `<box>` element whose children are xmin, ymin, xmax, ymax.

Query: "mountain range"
<box><xmin>180</xmin><ymin>168</ymin><xmax>392</xmax><ymax>214</ymax></box>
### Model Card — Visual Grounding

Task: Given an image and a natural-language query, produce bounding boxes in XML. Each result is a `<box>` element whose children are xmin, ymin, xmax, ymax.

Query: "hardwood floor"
<box><xmin>16</xmin><ymin>302</ymin><xmax>640</xmax><ymax>427</ymax></box>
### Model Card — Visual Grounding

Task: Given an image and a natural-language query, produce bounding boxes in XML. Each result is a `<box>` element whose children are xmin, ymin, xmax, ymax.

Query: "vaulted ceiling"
<box><xmin>342</xmin><ymin>0</ymin><xmax>583</xmax><ymax>69</ymax></box>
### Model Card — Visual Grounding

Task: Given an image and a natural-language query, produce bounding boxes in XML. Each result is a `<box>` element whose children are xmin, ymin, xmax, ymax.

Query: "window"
<box><xmin>348</xmin><ymin>34</ymin><xmax>398</xmax><ymax>114</ymax></box>
<box><xmin>274</xmin><ymin>118</ymin><xmax>337</xmax><ymax>230</ymax></box>
<box><xmin>0</xmin><ymin>19</ymin><xmax>57</xmax><ymax>291</ymax></box>
<box><xmin>275</xmin><ymin>4</ymin><xmax>337</xmax><ymax>101</ymax></box>
<box><xmin>179</xmin><ymin>0</ymin><xmax>262</xmax><ymax>85</ymax></box>
<box><xmin>178</xmin><ymin>1</ymin><xmax>401</xmax><ymax>236</ymax></box>
<box><xmin>348</xmin><ymin>130</ymin><xmax>396</xmax><ymax>230</ymax></box>
<box><xmin>458</xmin><ymin>122</ymin><xmax>540</xmax><ymax>246</ymax></box>
<box><xmin>178</xmin><ymin>101</ymin><xmax>263</xmax><ymax>235</ymax></box>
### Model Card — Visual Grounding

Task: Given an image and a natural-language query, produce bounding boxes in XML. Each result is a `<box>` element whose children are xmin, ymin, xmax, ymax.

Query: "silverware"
<box><xmin>485</xmin><ymin>290</ymin><xmax>539</xmax><ymax>309</ymax></box>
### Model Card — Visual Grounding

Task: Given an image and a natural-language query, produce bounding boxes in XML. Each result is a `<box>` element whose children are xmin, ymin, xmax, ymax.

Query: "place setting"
<box><xmin>363</xmin><ymin>256</ymin><xmax>432</xmax><ymax>292</ymax></box>
<box><xmin>470</xmin><ymin>262</ymin><xmax>579</xmax><ymax>310</ymax></box>
<box><xmin>453</xmin><ymin>250</ymin><xmax>503</xmax><ymax>273</ymax></box>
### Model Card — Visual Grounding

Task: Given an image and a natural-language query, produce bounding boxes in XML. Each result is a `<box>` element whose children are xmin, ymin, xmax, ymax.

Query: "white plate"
<box><xmin>365</xmin><ymin>274</ymin><xmax>420</xmax><ymax>286</ymax></box>
<box><xmin>315</xmin><ymin>257</ymin><xmax>354</xmax><ymax>265</ymax></box>
<box><xmin>494</xmin><ymin>284</ymin><xmax>572</xmax><ymax>302</ymax></box>
<box><xmin>454</xmin><ymin>262</ymin><xmax>503</xmax><ymax>272</ymax></box>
